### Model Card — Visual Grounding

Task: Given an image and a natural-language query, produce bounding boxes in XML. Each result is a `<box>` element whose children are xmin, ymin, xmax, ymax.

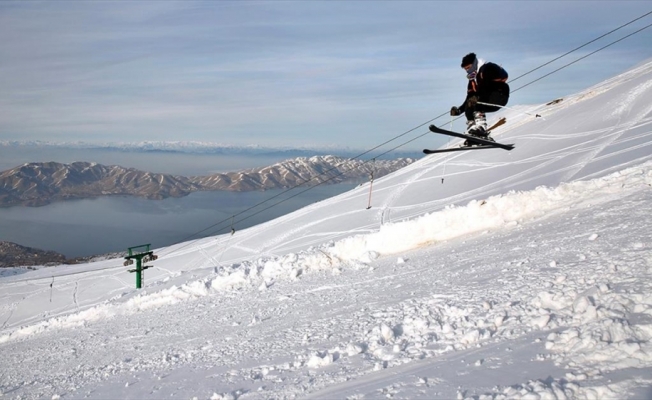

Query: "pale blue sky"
<box><xmin>0</xmin><ymin>1</ymin><xmax>651</xmax><ymax>150</ymax></box>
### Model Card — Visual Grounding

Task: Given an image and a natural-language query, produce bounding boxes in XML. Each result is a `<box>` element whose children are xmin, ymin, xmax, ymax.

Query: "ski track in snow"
<box><xmin>2</xmin><ymin>60</ymin><xmax>652</xmax><ymax>399</ymax></box>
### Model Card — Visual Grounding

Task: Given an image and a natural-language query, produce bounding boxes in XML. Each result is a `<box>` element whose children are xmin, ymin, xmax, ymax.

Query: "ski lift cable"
<box><xmin>158</xmin><ymin>128</ymin><xmax>433</xmax><ymax>257</ymax></box>
<box><xmin>24</xmin><ymin>11</ymin><xmax>650</xmax><ymax>270</ymax></box>
<box><xmin>509</xmin><ymin>10</ymin><xmax>652</xmax><ymax>85</ymax></box>
<box><xmin>155</xmin><ymin>115</ymin><xmax>447</xmax><ymax>257</ymax></box>
<box><xmin>14</xmin><ymin>11</ymin><xmax>652</xmax><ymax>282</ymax></box>
<box><xmin>224</xmin><ymin>15</ymin><xmax>652</xmax><ymax>242</ymax></box>
<box><xmin>511</xmin><ymin>21</ymin><xmax>652</xmax><ymax>94</ymax></box>
<box><xmin>161</xmin><ymin>13</ymin><xmax>649</xmax><ymax>256</ymax></box>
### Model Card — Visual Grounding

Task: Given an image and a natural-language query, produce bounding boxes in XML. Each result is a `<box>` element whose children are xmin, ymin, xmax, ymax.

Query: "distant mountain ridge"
<box><xmin>0</xmin><ymin>241</ymin><xmax>67</xmax><ymax>268</ymax></box>
<box><xmin>0</xmin><ymin>155</ymin><xmax>415</xmax><ymax>207</ymax></box>
<box><xmin>0</xmin><ymin>241</ymin><xmax>124</xmax><ymax>268</ymax></box>
<box><xmin>0</xmin><ymin>140</ymin><xmax>422</xmax><ymax>159</ymax></box>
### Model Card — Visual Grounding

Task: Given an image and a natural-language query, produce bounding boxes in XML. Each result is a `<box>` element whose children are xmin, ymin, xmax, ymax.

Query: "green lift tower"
<box><xmin>124</xmin><ymin>244</ymin><xmax>158</xmax><ymax>289</ymax></box>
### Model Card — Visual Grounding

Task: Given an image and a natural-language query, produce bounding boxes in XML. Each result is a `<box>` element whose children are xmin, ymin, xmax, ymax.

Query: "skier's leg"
<box><xmin>464</xmin><ymin>107</ymin><xmax>475</xmax><ymax>134</ymax></box>
<box><xmin>479</xmin><ymin>84</ymin><xmax>509</xmax><ymax>110</ymax></box>
<box><xmin>472</xmin><ymin>111</ymin><xmax>488</xmax><ymax>136</ymax></box>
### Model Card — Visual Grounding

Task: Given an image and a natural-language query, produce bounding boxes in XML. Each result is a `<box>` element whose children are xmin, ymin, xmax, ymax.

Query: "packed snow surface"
<box><xmin>2</xmin><ymin>61</ymin><xmax>652</xmax><ymax>399</ymax></box>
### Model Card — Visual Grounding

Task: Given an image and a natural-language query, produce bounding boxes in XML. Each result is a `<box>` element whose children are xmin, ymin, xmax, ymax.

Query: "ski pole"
<box><xmin>477</xmin><ymin>101</ymin><xmax>543</xmax><ymax>119</ymax></box>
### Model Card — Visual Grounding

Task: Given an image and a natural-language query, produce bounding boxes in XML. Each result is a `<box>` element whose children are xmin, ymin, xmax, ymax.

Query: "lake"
<box><xmin>0</xmin><ymin>184</ymin><xmax>357</xmax><ymax>258</ymax></box>
<box><xmin>0</xmin><ymin>146</ymin><xmax>359</xmax><ymax>258</ymax></box>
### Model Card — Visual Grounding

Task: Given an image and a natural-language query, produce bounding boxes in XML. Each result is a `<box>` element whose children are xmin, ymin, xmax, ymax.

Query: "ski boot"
<box><xmin>463</xmin><ymin>112</ymin><xmax>494</xmax><ymax>146</ymax></box>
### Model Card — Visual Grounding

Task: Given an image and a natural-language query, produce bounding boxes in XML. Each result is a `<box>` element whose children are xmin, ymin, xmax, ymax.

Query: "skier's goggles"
<box><xmin>463</xmin><ymin>65</ymin><xmax>477</xmax><ymax>80</ymax></box>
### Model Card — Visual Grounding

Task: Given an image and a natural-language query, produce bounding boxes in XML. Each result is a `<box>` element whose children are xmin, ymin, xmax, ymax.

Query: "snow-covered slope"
<box><xmin>1</xmin><ymin>60</ymin><xmax>652</xmax><ymax>399</ymax></box>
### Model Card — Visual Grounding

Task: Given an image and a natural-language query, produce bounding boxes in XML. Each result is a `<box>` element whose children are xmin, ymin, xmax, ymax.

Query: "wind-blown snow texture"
<box><xmin>2</xmin><ymin>60</ymin><xmax>652</xmax><ymax>399</ymax></box>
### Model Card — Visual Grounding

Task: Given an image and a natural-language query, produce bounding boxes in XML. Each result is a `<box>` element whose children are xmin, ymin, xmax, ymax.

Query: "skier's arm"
<box><xmin>458</xmin><ymin>80</ymin><xmax>478</xmax><ymax>112</ymax></box>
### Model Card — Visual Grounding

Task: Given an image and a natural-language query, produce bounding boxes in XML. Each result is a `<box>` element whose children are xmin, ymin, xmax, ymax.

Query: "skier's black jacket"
<box><xmin>459</xmin><ymin>62</ymin><xmax>510</xmax><ymax>114</ymax></box>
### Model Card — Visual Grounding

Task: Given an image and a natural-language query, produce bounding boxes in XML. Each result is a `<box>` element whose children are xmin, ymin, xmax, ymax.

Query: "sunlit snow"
<box><xmin>2</xmin><ymin>60</ymin><xmax>652</xmax><ymax>399</ymax></box>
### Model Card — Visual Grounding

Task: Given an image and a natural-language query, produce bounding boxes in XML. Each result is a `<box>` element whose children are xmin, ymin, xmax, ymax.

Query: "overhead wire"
<box><xmin>13</xmin><ymin>10</ymin><xmax>649</xmax><ymax>277</ymax></box>
<box><xmin>511</xmin><ymin>20</ymin><xmax>652</xmax><ymax>94</ymax></box>
<box><xmin>508</xmin><ymin>10</ymin><xmax>652</xmax><ymax>85</ymax></box>
<box><xmin>156</xmin><ymin>114</ymin><xmax>446</xmax><ymax>257</ymax></box>
<box><xmin>158</xmin><ymin>9</ymin><xmax>652</xmax><ymax>258</ymax></box>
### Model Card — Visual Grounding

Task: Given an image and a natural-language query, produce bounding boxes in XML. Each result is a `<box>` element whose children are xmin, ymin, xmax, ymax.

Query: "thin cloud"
<box><xmin>0</xmin><ymin>1</ymin><xmax>650</xmax><ymax>148</ymax></box>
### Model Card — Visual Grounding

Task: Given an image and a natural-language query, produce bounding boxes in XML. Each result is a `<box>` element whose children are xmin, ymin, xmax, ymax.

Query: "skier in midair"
<box><xmin>450</xmin><ymin>53</ymin><xmax>510</xmax><ymax>145</ymax></box>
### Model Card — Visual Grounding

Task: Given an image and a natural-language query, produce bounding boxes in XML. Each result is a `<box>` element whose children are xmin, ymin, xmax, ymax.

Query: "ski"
<box><xmin>423</xmin><ymin>145</ymin><xmax>501</xmax><ymax>154</ymax></box>
<box><xmin>428</xmin><ymin>124</ymin><xmax>515</xmax><ymax>151</ymax></box>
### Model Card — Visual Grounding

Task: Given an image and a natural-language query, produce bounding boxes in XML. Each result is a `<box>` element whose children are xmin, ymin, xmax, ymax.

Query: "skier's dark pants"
<box><xmin>465</xmin><ymin>82</ymin><xmax>510</xmax><ymax>121</ymax></box>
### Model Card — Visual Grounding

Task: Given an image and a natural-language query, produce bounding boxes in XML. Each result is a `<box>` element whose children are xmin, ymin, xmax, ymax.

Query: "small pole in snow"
<box><xmin>366</xmin><ymin>171</ymin><xmax>374</xmax><ymax>210</ymax></box>
<box><xmin>439</xmin><ymin>118</ymin><xmax>454</xmax><ymax>185</ymax></box>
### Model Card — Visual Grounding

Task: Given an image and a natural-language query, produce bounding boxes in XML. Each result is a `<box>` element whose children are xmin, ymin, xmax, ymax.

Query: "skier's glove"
<box><xmin>450</xmin><ymin>106</ymin><xmax>461</xmax><ymax>116</ymax></box>
<box><xmin>466</xmin><ymin>96</ymin><xmax>478</xmax><ymax>108</ymax></box>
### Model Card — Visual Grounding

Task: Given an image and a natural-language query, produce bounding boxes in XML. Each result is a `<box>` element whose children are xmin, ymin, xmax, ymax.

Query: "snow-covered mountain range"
<box><xmin>0</xmin><ymin>140</ymin><xmax>419</xmax><ymax>159</ymax></box>
<box><xmin>1</xmin><ymin>60</ymin><xmax>652</xmax><ymax>399</ymax></box>
<box><xmin>0</xmin><ymin>156</ymin><xmax>414</xmax><ymax>207</ymax></box>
